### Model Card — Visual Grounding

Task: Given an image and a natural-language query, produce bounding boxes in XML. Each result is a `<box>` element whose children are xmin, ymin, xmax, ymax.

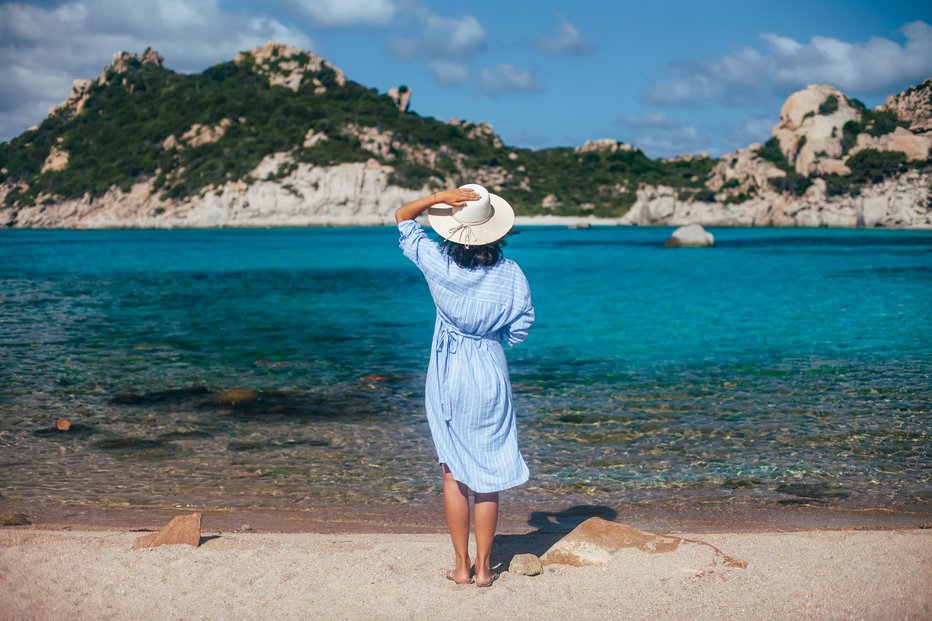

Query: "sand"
<box><xmin>1</xmin><ymin>526</ymin><xmax>930</xmax><ymax>620</ymax></box>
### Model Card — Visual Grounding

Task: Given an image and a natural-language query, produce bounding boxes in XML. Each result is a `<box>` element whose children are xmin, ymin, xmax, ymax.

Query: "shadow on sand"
<box><xmin>492</xmin><ymin>505</ymin><xmax>617</xmax><ymax>570</ymax></box>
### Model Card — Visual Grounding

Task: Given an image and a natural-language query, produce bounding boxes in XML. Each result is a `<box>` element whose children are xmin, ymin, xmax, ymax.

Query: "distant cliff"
<box><xmin>0</xmin><ymin>43</ymin><xmax>929</xmax><ymax>228</ymax></box>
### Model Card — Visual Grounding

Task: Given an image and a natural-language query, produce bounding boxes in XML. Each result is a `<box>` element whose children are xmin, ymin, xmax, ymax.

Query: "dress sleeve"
<box><xmin>502</xmin><ymin>294</ymin><xmax>535</xmax><ymax>346</ymax></box>
<box><xmin>398</xmin><ymin>220</ymin><xmax>447</xmax><ymax>277</ymax></box>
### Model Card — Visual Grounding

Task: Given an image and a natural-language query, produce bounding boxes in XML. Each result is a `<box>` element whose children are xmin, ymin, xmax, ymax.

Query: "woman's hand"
<box><xmin>395</xmin><ymin>187</ymin><xmax>481</xmax><ymax>223</ymax></box>
<box><xmin>433</xmin><ymin>188</ymin><xmax>480</xmax><ymax>207</ymax></box>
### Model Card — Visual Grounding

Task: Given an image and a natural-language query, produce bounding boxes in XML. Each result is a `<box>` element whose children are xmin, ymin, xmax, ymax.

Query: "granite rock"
<box><xmin>133</xmin><ymin>513</ymin><xmax>201</xmax><ymax>549</ymax></box>
<box><xmin>664</xmin><ymin>223</ymin><xmax>714</xmax><ymax>247</ymax></box>
<box><xmin>540</xmin><ymin>518</ymin><xmax>681</xmax><ymax>566</ymax></box>
<box><xmin>508</xmin><ymin>553</ymin><xmax>543</xmax><ymax>576</ymax></box>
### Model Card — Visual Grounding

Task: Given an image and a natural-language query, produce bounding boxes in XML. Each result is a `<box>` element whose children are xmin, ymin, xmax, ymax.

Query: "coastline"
<box><xmin>4</xmin><ymin>213</ymin><xmax>932</xmax><ymax>229</ymax></box>
<box><xmin>9</xmin><ymin>498</ymin><xmax>931</xmax><ymax>535</ymax></box>
<box><xmin>5</xmin><ymin>215</ymin><xmax>932</xmax><ymax>231</ymax></box>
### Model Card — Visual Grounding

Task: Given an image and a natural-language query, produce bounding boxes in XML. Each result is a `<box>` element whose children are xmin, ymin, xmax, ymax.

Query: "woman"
<box><xmin>396</xmin><ymin>183</ymin><xmax>534</xmax><ymax>588</ymax></box>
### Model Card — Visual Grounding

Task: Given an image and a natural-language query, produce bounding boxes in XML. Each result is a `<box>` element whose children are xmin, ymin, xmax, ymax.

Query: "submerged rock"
<box><xmin>112</xmin><ymin>385</ymin><xmax>209</xmax><ymax>405</ymax></box>
<box><xmin>212</xmin><ymin>389</ymin><xmax>260</xmax><ymax>406</ymax></box>
<box><xmin>0</xmin><ymin>513</ymin><xmax>32</xmax><ymax>526</ymax></box>
<box><xmin>776</xmin><ymin>482</ymin><xmax>851</xmax><ymax>499</ymax></box>
<box><xmin>664</xmin><ymin>223</ymin><xmax>714</xmax><ymax>247</ymax></box>
<box><xmin>508</xmin><ymin>553</ymin><xmax>543</xmax><ymax>576</ymax></box>
<box><xmin>33</xmin><ymin>422</ymin><xmax>96</xmax><ymax>438</ymax></box>
<box><xmin>133</xmin><ymin>513</ymin><xmax>201</xmax><ymax>549</ymax></box>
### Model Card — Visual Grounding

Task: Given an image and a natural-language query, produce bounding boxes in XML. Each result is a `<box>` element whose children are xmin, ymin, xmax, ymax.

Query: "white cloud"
<box><xmin>645</xmin><ymin>20</ymin><xmax>932</xmax><ymax>107</ymax></box>
<box><xmin>620</xmin><ymin>112</ymin><xmax>702</xmax><ymax>158</ymax></box>
<box><xmin>535</xmin><ymin>15</ymin><xmax>591</xmax><ymax>55</ymax></box>
<box><xmin>725</xmin><ymin>116</ymin><xmax>775</xmax><ymax>147</ymax></box>
<box><xmin>287</xmin><ymin>0</ymin><xmax>396</xmax><ymax>28</ymax></box>
<box><xmin>0</xmin><ymin>0</ymin><xmax>312</xmax><ymax>141</ymax></box>
<box><xmin>478</xmin><ymin>64</ymin><xmax>543</xmax><ymax>97</ymax></box>
<box><xmin>428</xmin><ymin>60</ymin><xmax>469</xmax><ymax>86</ymax></box>
<box><xmin>389</xmin><ymin>9</ymin><xmax>486</xmax><ymax>61</ymax></box>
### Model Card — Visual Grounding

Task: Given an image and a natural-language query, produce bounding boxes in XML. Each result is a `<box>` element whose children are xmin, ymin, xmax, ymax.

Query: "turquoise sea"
<box><xmin>1</xmin><ymin>226</ymin><xmax>930</xmax><ymax>518</ymax></box>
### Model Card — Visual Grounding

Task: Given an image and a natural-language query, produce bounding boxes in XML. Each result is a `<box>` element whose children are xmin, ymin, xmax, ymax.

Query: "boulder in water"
<box><xmin>664</xmin><ymin>223</ymin><xmax>714</xmax><ymax>247</ymax></box>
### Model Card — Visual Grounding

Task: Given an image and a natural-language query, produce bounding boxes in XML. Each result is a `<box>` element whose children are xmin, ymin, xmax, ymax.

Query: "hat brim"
<box><xmin>427</xmin><ymin>193</ymin><xmax>515</xmax><ymax>246</ymax></box>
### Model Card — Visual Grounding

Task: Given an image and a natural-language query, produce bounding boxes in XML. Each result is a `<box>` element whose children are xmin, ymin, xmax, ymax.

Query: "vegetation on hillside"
<box><xmin>0</xmin><ymin>51</ymin><xmax>715</xmax><ymax>216</ymax></box>
<box><xmin>0</xmin><ymin>49</ymin><xmax>927</xmax><ymax>217</ymax></box>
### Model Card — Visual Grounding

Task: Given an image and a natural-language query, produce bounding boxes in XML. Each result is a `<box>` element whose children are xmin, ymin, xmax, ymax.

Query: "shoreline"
<box><xmin>2</xmin><ymin>214</ymin><xmax>932</xmax><ymax>230</ymax></box>
<box><xmin>8</xmin><ymin>499</ymin><xmax>931</xmax><ymax>535</ymax></box>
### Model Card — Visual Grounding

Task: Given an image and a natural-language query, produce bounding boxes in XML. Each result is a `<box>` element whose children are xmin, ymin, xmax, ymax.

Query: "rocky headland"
<box><xmin>0</xmin><ymin>43</ymin><xmax>929</xmax><ymax>229</ymax></box>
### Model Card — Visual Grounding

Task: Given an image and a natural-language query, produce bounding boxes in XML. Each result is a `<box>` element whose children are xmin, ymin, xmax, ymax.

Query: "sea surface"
<box><xmin>1</xmin><ymin>225</ymin><xmax>930</xmax><ymax>519</ymax></box>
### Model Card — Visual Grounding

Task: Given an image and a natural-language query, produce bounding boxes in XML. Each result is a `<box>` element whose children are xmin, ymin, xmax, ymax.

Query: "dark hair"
<box><xmin>441</xmin><ymin>231</ymin><xmax>514</xmax><ymax>269</ymax></box>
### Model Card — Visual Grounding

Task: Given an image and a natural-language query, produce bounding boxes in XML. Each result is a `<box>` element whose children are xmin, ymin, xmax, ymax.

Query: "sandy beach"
<box><xmin>1</xmin><ymin>521</ymin><xmax>929</xmax><ymax>620</ymax></box>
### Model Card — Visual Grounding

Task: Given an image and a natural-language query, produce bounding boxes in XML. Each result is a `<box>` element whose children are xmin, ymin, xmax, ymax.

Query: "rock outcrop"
<box><xmin>387</xmin><ymin>86</ymin><xmax>412</xmax><ymax>112</ymax></box>
<box><xmin>0</xmin><ymin>159</ymin><xmax>421</xmax><ymax>228</ymax></box>
<box><xmin>879</xmin><ymin>79</ymin><xmax>932</xmax><ymax>134</ymax></box>
<box><xmin>235</xmin><ymin>42</ymin><xmax>346</xmax><ymax>93</ymax></box>
<box><xmin>772</xmin><ymin>85</ymin><xmax>861</xmax><ymax>175</ymax></box>
<box><xmin>770</xmin><ymin>84</ymin><xmax>931</xmax><ymax>177</ymax></box>
<box><xmin>575</xmin><ymin>139</ymin><xmax>639</xmax><ymax>154</ymax></box>
<box><xmin>707</xmin><ymin>145</ymin><xmax>786</xmax><ymax>193</ymax></box>
<box><xmin>622</xmin><ymin>171</ymin><xmax>931</xmax><ymax>228</ymax></box>
<box><xmin>41</xmin><ymin>144</ymin><xmax>69</xmax><ymax>173</ymax></box>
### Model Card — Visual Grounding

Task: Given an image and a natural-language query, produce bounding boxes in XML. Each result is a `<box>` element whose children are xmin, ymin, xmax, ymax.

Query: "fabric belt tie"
<box><xmin>436</xmin><ymin>324</ymin><xmax>490</xmax><ymax>421</ymax></box>
<box><xmin>437</xmin><ymin>325</ymin><xmax>487</xmax><ymax>354</ymax></box>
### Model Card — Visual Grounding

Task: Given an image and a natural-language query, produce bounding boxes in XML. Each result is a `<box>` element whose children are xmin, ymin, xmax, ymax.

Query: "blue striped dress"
<box><xmin>398</xmin><ymin>220</ymin><xmax>534</xmax><ymax>493</ymax></box>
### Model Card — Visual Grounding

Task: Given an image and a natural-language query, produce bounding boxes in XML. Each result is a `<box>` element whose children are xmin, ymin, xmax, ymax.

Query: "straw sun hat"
<box><xmin>427</xmin><ymin>183</ymin><xmax>515</xmax><ymax>248</ymax></box>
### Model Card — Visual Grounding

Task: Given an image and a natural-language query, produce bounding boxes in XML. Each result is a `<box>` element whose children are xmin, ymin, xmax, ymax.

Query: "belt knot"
<box><xmin>437</xmin><ymin>325</ymin><xmax>486</xmax><ymax>354</ymax></box>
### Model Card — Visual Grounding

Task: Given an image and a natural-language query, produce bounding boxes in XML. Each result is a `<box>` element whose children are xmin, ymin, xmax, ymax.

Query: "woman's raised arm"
<box><xmin>394</xmin><ymin>188</ymin><xmax>480</xmax><ymax>223</ymax></box>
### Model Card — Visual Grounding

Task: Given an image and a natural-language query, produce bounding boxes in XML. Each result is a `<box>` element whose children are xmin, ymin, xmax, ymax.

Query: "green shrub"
<box><xmin>769</xmin><ymin>172</ymin><xmax>811</xmax><ymax>196</ymax></box>
<box><xmin>755</xmin><ymin>137</ymin><xmax>791</xmax><ymax>171</ymax></box>
<box><xmin>795</xmin><ymin>135</ymin><xmax>807</xmax><ymax>157</ymax></box>
<box><xmin>841</xmin><ymin>120</ymin><xmax>860</xmax><ymax>155</ymax></box>
<box><xmin>723</xmin><ymin>192</ymin><xmax>749</xmax><ymax>204</ymax></box>
<box><xmin>845</xmin><ymin>149</ymin><xmax>907</xmax><ymax>184</ymax></box>
<box><xmin>818</xmin><ymin>94</ymin><xmax>839</xmax><ymax>115</ymax></box>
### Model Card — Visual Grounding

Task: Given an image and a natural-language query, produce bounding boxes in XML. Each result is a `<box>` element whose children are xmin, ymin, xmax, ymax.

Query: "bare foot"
<box><xmin>443</xmin><ymin>557</ymin><xmax>472</xmax><ymax>584</ymax></box>
<box><xmin>474</xmin><ymin>561</ymin><xmax>493</xmax><ymax>587</ymax></box>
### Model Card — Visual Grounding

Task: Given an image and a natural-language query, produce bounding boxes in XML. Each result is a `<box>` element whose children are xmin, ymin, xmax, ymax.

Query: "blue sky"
<box><xmin>1</xmin><ymin>0</ymin><xmax>930</xmax><ymax>157</ymax></box>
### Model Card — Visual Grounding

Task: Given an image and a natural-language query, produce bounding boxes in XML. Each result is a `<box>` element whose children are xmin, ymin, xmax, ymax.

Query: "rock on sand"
<box><xmin>508</xmin><ymin>553</ymin><xmax>543</xmax><ymax>576</ymax></box>
<box><xmin>133</xmin><ymin>513</ymin><xmax>202</xmax><ymax>549</ymax></box>
<box><xmin>540</xmin><ymin>517</ymin><xmax>681</xmax><ymax>566</ymax></box>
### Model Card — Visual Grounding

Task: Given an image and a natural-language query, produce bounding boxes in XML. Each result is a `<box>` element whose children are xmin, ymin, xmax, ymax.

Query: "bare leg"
<box><xmin>441</xmin><ymin>464</ymin><xmax>471</xmax><ymax>583</ymax></box>
<box><xmin>473</xmin><ymin>491</ymin><xmax>499</xmax><ymax>586</ymax></box>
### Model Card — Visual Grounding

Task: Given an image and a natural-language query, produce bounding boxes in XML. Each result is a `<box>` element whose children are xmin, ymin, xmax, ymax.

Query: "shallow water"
<box><xmin>1</xmin><ymin>226</ymin><xmax>930</xmax><ymax>516</ymax></box>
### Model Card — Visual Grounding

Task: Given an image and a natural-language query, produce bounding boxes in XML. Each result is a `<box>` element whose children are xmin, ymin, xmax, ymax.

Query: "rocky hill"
<box><xmin>0</xmin><ymin>43</ymin><xmax>929</xmax><ymax>228</ymax></box>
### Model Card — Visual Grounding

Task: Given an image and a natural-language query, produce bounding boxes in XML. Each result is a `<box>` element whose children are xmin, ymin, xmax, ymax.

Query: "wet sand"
<box><xmin>12</xmin><ymin>498</ymin><xmax>932</xmax><ymax>535</ymax></box>
<box><xmin>2</xmin><ymin>525</ymin><xmax>930</xmax><ymax>620</ymax></box>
